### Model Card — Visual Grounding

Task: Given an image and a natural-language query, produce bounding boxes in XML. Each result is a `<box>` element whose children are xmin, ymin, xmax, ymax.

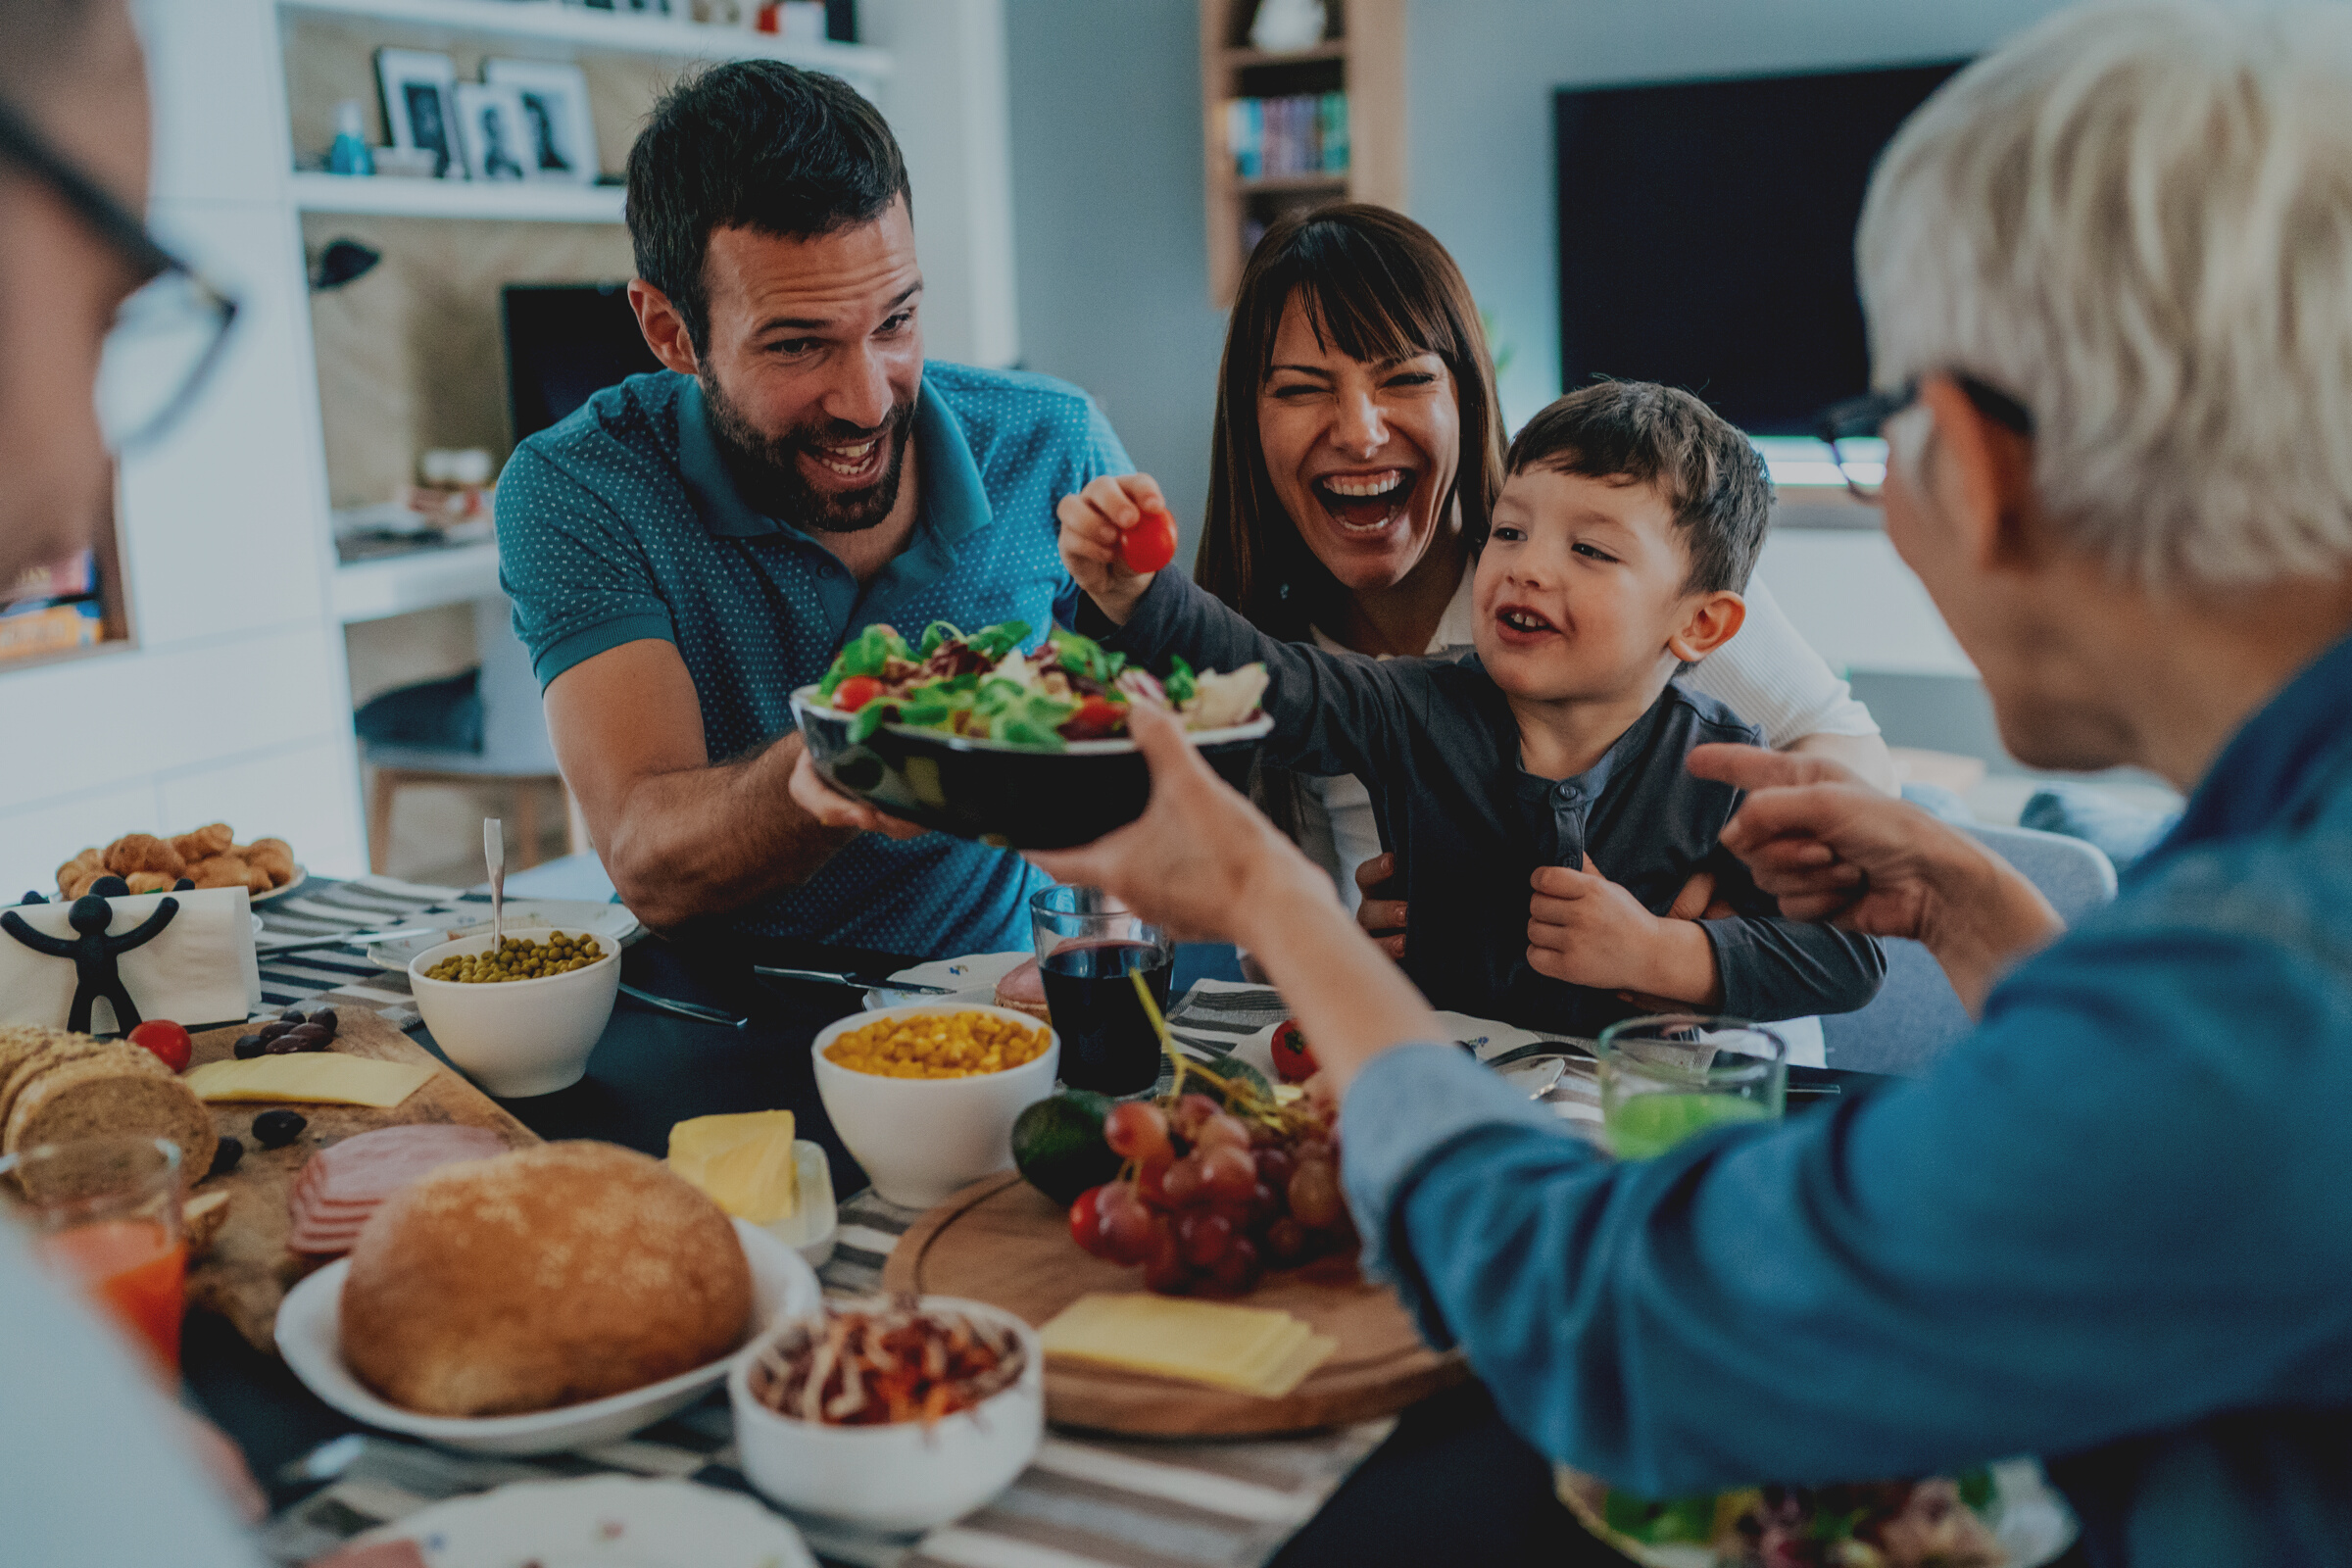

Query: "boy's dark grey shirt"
<box><xmin>1099</xmin><ymin>571</ymin><xmax>1886</xmax><ymax>1035</ymax></box>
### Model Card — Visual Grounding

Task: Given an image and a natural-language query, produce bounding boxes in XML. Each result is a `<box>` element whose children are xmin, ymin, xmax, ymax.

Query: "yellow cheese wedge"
<box><xmin>667</xmin><ymin>1110</ymin><xmax>799</xmax><ymax>1223</ymax></box>
<box><xmin>1038</xmin><ymin>1294</ymin><xmax>1338</xmax><ymax>1396</ymax></box>
<box><xmin>181</xmin><ymin>1054</ymin><xmax>435</xmax><ymax>1108</ymax></box>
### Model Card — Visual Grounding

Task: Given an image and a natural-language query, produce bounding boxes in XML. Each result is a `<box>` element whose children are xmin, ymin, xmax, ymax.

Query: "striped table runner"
<box><xmin>251</xmin><ymin>874</ymin><xmax>479</xmax><ymax>1027</ymax></box>
<box><xmin>259</xmin><ymin>1173</ymin><xmax>1396</xmax><ymax>1568</ymax></box>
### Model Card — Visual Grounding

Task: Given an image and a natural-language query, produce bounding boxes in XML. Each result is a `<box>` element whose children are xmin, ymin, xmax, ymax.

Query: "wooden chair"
<box><xmin>364</xmin><ymin>594</ymin><xmax>576</xmax><ymax>873</ymax></box>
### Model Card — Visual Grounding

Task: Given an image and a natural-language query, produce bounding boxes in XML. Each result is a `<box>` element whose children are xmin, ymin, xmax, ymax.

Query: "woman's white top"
<box><xmin>1296</xmin><ymin>568</ymin><xmax>1880</xmax><ymax>909</ymax></box>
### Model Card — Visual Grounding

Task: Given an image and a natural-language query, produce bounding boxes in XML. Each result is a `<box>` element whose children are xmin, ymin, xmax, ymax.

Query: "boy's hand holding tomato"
<box><xmin>1057</xmin><ymin>472</ymin><xmax>1177</xmax><ymax>625</ymax></box>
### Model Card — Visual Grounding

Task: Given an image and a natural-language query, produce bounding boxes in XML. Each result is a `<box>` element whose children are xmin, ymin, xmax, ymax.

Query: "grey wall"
<box><xmin>1004</xmin><ymin>0</ymin><xmax>2081</xmax><ymax>562</ymax></box>
<box><xmin>1405</xmin><ymin>0</ymin><xmax>2075</xmax><ymax>429</ymax></box>
<box><xmin>1005</xmin><ymin>0</ymin><xmax>1228</xmax><ymax>567</ymax></box>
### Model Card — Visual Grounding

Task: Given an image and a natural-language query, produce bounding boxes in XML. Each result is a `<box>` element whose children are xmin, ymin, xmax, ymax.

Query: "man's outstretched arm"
<box><xmin>545</xmin><ymin>638</ymin><xmax>915</xmax><ymax>932</ymax></box>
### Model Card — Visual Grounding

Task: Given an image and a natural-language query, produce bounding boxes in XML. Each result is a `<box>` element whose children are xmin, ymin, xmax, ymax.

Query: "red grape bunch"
<box><xmin>1066</xmin><ymin>1089</ymin><xmax>1356</xmax><ymax>1297</ymax></box>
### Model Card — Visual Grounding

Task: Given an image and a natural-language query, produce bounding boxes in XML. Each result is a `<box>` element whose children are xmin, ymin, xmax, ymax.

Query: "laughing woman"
<box><xmin>1071</xmin><ymin>206</ymin><xmax>1892</xmax><ymax>916</ymax></box>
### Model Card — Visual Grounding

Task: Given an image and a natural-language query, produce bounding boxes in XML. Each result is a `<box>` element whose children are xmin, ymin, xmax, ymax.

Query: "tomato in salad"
<box><xmin>832</xmin><ymin>675</ymin><xmax>885</xmax><ymax>712</ymax></box>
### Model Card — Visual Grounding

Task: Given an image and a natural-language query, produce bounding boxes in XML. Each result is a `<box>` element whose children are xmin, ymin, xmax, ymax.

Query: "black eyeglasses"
<box><xmin>0</xmin><ymin>94</ymin><xmax>239</xmax><ymax>453</ymax></box>
<box><xmin>1814</xmin><ymin>375</ymin><xmax>2034</xmax><ymax>502</ymax></box>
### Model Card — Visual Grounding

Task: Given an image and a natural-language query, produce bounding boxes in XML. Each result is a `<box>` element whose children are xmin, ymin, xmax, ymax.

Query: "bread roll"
<box><xmin>340</xmin><ymin>1142</ymin><xmax>754</xmax><ymax>1416</ymax></box>
<box><xmin>0</xmin><ymin>1039</ymin><xmax>215</xmax><ymax>1182</ymax></box>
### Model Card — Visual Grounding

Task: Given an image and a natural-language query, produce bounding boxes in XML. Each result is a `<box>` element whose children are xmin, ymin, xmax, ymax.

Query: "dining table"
<box><xmin>188</xmin><ymin>892</ymin><xmax>1902</xmax><ymax>1568</ymax></box>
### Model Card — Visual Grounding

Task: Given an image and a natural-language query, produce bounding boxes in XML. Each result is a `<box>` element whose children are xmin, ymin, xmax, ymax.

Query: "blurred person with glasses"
<box><xmin>0</xmin><ymin>2</ymin><xmax>265</xmax><ymax>1564</ymax></box>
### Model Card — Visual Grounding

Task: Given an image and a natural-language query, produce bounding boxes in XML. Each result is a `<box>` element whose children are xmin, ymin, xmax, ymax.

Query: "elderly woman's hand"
<box><xmin>1689</xmin><ymin>744</ymin><xmax>2066</xmax><ymax>1014</ymax></box>
<box><xmin>1029</xmin><ymin>703</ymin><xmax>1446</xmax><ymax>1092</ymax></box>
<box><xmin>1027</xmin><ymin>702</ymin><xmax>1320</xmax><ymax>943</ymax></box>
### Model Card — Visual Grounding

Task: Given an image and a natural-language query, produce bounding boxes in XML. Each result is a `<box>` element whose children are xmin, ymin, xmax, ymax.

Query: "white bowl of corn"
<box><xmin>810</xmin><ymin>1004</ymin><xmax>1059</xmax><ymax>1208</ymax></box>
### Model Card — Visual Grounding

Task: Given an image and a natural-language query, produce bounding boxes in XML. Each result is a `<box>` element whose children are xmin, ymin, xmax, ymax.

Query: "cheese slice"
<box><xmin>182</xmin><ymin>1054</ymin><xmax>435</xmax><ymax>1108</ymax></box>
<box><xmin>667</xmin><ymin>1110</ymin><xmax>800</xmax><ymax>1223</ymax></box>
<box><xmin>1038</xmin><ymin>1294</ymin><xmax>1338</xmax><ymax>1396</ymax></box>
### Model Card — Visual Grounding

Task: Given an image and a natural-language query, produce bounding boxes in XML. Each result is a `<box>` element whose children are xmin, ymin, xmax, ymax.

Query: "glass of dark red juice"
<box><xmin>1030</xmin><ymin>884</ymin><xmax>1173</xmax><ymax>1095</ymax></box>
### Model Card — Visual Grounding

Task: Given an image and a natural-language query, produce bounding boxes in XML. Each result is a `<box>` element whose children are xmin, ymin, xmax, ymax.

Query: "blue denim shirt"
<box><xmin>495</xmin><ymin>365</ymin><xmax>1130</xmax><ymax>955</ymax></box>
<box><xmin>1340</xmin><ymin>630</ymin><xmax>2352</xmax><ymax>1568</ymax></box>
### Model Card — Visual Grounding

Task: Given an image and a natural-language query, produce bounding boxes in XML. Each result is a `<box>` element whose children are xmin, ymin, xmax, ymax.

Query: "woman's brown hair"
<box><xmin>1193</xmin><ymin>204</ymin><xmax>1507</xmax><ymax>641</ymax></box>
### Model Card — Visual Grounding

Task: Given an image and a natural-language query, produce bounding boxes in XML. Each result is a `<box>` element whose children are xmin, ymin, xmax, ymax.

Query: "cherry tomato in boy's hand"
<box><xmin>127</xmin><ymin>1019</ymin><xmax>191</xmax><ymax>1073</ymax></box>
<box><xmin>832</xmin><ymin>675</ymin><xmax>884</xmax><ymax>712</ymax></box>
<box><xmin>1117</xmin><ymin>509</ymin><xmax>1180</xmax><ymax>574</ymax></box>
<box><xmin>1270</xmin><ymin>1018</ymin><xmax>1316</xmax><ymax>1083</ymax></box>
<box><xmin>1059</xmin><ymin>696</ymin><xmax>1129</xmax><ymax>740</ymax></box>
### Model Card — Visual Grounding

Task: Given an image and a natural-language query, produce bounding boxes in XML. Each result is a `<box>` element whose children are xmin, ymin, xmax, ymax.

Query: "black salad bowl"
<box><xmin>791</xmin><ymin>686</ymin><xmax>1274</xmax><ymax>850</ymax></box>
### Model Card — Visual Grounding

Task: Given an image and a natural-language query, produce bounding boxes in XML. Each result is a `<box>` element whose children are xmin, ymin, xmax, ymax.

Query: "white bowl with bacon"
<box><xmin>727</xmin><ymin>1296</ymin><xmax>1043</xmax><ymax>1531</ymax></box>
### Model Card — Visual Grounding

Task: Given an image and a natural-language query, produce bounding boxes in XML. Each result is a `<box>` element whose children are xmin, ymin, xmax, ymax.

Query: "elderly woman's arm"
<box><xmin>1027</xmin><ymin>704</ymin><xmax>1442</xmax><ymax>1093</ymax></box>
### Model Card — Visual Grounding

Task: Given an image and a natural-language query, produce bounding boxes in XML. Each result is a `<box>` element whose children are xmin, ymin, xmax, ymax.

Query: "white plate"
<box><xmin>356</xmin><ymin>1475</ymin><xmax>814</xmax><ymax>1568</ymax></box>
<box><xmin>277</xmin><ymin>1218</ymin><xmax>820</xmax><ymax>1455</ymax></box>
<box><xmin>368</xmin><ymin>901</ymin><xmax>642</xmax><ymax>972</ymax></box>
<box><xmin>861</xmin><ymin>950</ymin><xmax>1029</xmax><ymax>1011</ymax></box>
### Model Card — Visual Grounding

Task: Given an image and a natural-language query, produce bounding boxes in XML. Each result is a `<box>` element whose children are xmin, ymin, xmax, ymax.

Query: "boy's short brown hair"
<box><xmin>1504</xmin><ymin>381</ymin><xmax>1772</xmax><ymax>595</ymax></box>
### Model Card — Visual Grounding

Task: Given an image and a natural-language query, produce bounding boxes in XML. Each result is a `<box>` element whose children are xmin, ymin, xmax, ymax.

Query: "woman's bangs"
<box><xmin>1260</xmin><ymin>233</ymin><xmax>1454</xmax><ymax>378</ymax></box>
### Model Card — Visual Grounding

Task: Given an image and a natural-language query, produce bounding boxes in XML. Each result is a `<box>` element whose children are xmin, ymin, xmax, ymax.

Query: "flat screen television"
<box><xmin>502</xmin><ymin>281</ymin><xmax>664</xmax><ymax>442</ymax></box>
<box><xmin>1553</xmin><ymin>60</ymin><xmax>1966</xmax><ymax>434</ymax></box>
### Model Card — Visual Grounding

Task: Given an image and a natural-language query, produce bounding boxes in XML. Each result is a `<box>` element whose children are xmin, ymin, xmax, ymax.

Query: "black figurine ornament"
<box><xmin>0</xmin><ymin>892</ymin><xmax>179</xmax><ymax>1034</ymax></box>
<box><xmin>89</xmin><ymin>874</ymin><xmax>128</xmax><ymax>899</ymax></box>
<box><xmin>19</xmin><ymin>891</ymin><xmax>44</xmax><ymax>905</ymax></box>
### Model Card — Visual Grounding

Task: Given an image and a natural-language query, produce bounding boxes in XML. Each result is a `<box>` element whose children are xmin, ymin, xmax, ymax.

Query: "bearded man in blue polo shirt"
<box><xmin>496</xmin><ymin>62</ymin><xmax>1128</xmax><ymax>952</ymax></box>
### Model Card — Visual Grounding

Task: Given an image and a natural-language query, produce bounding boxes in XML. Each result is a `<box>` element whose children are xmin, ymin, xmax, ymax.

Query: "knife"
<box><xmin>751</xmin><ymin>965</ymin><xmax>957</xmax><ymax>996</ymax></box>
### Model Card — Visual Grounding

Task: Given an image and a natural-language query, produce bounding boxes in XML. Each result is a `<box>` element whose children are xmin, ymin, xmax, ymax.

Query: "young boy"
<box><xmin>1058</xmin><ymin>380</ymin><xmax>1885</xmax><ymax>1037</ymax></box>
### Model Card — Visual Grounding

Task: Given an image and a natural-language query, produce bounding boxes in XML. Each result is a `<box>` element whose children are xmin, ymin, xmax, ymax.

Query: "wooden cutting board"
<box><xmin>882</xmin><ymin>1170</ymin><xmax>1465</xmax><ymax>1436</ymax></box>
<box><xmin>184</xmin><ymin>1009</ymin><xmax>538</xmax><ymax>1351</ymax></box>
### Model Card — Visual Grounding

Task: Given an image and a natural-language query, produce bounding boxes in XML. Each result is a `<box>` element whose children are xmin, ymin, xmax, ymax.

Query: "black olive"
<box><xmin>265</xmin><ymin>1035</ymin><xmax>308</xmax><ymax>1055</ymax></box>
<box><xmin>308</xmin><ymin>1007</ymin><xmax>339</xmax><ymax>1039</ymax></box>
<box><xmin>207</xmin><ymin>1138</ymin><xmax>243</xmax><ymax>1177</ymax></box>
<box><xmin>231</xmin><ymin>1034</ymin><xmax>267</xmax><ymax>1060</ymax></box>
<box><xmin>279</xmin><ymin>1007</ymin><xmax>307</xmax><ymax>1024</ymax></box>
<box><xmin>252</xmin><ymin>1110</ymin><xmax>306</xmax><ymax>1149</ymax></box>
<box><xmin>257</xmin><ymin>1020</ymin><xmax>294</xmax><ymax>1040</ymax></box>
<box><xmin>285</xmin><ymin>1023</ymin><xmax>330</xmax><ymax>1044</ymax></box>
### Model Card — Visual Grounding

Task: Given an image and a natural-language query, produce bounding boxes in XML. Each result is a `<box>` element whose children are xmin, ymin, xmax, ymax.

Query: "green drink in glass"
<box><xmin>1596</xmin><ymin>1014</ymin><xmax>1787</xmax><ymax>1159</ymax></box>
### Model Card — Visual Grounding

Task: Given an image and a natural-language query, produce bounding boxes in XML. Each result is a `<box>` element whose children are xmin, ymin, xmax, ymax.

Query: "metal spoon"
<box><xmin>483</xmin><ymin>817</ymin><xmax>505</xmax><ymax>952</ymax></box>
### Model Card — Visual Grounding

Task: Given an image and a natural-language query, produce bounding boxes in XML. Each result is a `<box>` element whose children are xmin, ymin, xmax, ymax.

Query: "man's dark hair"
<box><xmin>1504</xmin><ymin>380</ymin><xmax>1772</xmax><ymax>595</ymax></box>
<box><xmin>626</xmin><ymin>61</ymin><xmax>909</xmax><ymax>356</ymax></box>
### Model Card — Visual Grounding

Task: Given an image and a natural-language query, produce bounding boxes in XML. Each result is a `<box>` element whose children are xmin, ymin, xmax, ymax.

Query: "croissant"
<box><xmin>103</xmin><ymin>833</ymin><xmax>185</xmax><ymax>879</ymax></box>
<box><xmin>171</xmin><ymin>823</ymin><xmax>233</xmax><ymax>862</ymax></box>
<box><xmin>188</xmin><ymin>855</ymin><xmax>254</xmax><ymax>891</ymax></box>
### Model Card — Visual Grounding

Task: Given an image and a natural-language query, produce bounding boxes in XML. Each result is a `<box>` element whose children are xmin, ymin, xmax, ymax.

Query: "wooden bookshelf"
<box><xmin>1200</xmin><ymin>0</ymin><xmax>1405</xmax><ymax>307</ymax></box>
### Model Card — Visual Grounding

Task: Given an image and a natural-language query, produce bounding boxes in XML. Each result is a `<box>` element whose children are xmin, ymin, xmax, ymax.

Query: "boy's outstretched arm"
<box><xmin>1057</xmin><ymin>473</ymin><xmax>1166</xmax><ymax>624</ymax></box>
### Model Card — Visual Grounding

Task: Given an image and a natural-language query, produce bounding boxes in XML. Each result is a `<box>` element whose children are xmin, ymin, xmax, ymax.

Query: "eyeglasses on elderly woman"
<box><xmin>1814</xmin><ymin>375</ymin><xmax>2034</xmax><ymax>502</ymax></box>
<box><xmin>0</xmin><ymin>92</ymin><xmax>239</xmax><ymax>454</ymax></box>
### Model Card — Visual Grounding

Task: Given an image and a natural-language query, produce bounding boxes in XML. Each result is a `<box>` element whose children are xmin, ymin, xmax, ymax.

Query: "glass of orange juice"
<box><xmin>0</xmin><ymin>1136</ymin><xmax>188</xmax><ymax>1375</ymax></box>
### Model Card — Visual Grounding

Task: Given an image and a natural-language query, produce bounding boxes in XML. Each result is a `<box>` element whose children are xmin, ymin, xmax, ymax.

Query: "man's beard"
<box><xmin>702</xmin><ymin>372</ymin><xmax>916</xmax><ymax>535</ymax></box>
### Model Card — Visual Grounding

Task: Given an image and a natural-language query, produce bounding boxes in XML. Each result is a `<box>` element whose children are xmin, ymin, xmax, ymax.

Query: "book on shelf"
<box><xmin>1225</xmin><ymin>92</ymin><xmax>1349</xmax><ymax>182</ymax></box>
<box><xmin>5</xmin><ymin>549</ymin><xmax>96</xmax><ymax>609</ymax></box>
<box><xmin>0</xmin><ymin>601</ymin><xmax>103</xmax><ymax>662</ymax></box>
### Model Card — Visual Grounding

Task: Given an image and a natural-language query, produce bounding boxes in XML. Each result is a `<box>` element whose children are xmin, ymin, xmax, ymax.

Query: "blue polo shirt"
<box><xmin>494</xmin><ymin>364</ymin><xmax>1132</xmax><ymax>955</ymax></box>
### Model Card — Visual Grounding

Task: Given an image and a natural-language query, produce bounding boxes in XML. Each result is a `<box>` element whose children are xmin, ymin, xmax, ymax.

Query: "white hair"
<box><xmin>1857</xmin><ymin>0</ymin><xmax>2352</xmax><ymax>590</ymax></box>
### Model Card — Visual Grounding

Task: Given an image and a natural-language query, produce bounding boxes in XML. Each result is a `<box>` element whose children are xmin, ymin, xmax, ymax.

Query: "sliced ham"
<box><xmin>285</xmin><ymin>1125</ymin><xmax>511</xmax><ymax>1258</ymax></box>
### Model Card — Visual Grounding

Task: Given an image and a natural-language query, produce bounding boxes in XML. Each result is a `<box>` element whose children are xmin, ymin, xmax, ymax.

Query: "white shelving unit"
<box><xmin>331</xmin><ymin>540</ymin><xmax>504</xmax><ymax>623</ymax></box>
<box><xmin>291</xmin><ymin>171</ymin><xmax>625</xmax><ymax>221</ymax></box>
<box><xmin>278</xmin><ymin>0</ymin><xmax>892</xmax><ymax>80</ymax></box>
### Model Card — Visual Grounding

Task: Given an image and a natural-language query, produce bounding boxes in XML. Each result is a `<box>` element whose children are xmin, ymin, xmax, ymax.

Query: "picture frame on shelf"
<box><xmin>374</xmin><ymin>48</ymin><xmax>465</xmax><ymax>180</ymax></box>
<box><xmin>452</xmin><ymin>82</ymin><xmax>535</xmax><ymax>183</ymax></box>
<box><xmin>482</xmin><ymin>60</ymin><xmax>598</xmax><ymax>184</ymax></box>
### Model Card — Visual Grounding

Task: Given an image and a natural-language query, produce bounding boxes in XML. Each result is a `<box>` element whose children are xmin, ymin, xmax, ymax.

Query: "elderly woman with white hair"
<box><xmin>1031</xmin><ymin>4</ymin><xmax>2352</xmax><ymax>1562</ymax></box>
